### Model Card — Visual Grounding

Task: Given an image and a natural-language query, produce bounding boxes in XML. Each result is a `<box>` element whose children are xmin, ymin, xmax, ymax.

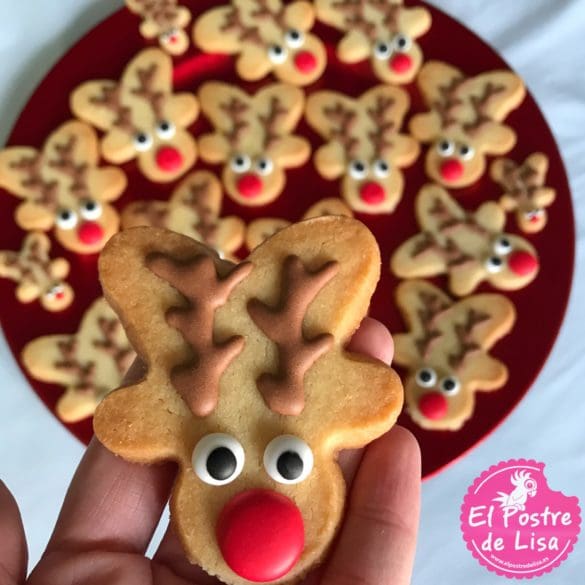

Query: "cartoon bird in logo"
<box><xmin>493</xmin><ymin>470</ymin><xmax>538</xmax><ymax>513</ymax></box>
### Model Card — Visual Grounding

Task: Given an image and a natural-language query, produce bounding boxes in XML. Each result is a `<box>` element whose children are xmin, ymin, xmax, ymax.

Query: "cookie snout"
<box><xmin>508</xmin><ymin>250</ymin><xmax>539</xmax><ymax>276</ymax></box>
<box><xmin>359</xmin><ymin>181</ymin><xmax>385</xmax><ymax>204</ymax></box>
<box><xmin>237</xmin><ymin>173</ymin><xmax>264</xmax><ymax>198</ymax></box>
<box><xmin>217</xmin><ymin>489</ymin><xmax>304</xmax><ymax>582</ymax></box>
<box><xmin>155</xmin><ymin>145</ymin><xmax>184</xmax><ymax>172</ymax></box>
<box><xmin>439</xmin><ymin>159</ymin><xmax>464</xmax><ymax>182</ymax></box>
<box><xmin>389</xmin><ymin>53</ymin><xmax>412</xmax><ymax>73</ymax></box>
<box><xmin>417</xmin><ymin>392</ymin><xmax>448</xmax><ymax>420</ymax></box>
<box><xmin>294</xmin><ymin>50</ymin><xmax>317</xmax><ymax>73</ymax></box>
<box><xmin>77</xmin><ymin>221</ymin><xmax>105</xmax><ymax>246</ymax></box>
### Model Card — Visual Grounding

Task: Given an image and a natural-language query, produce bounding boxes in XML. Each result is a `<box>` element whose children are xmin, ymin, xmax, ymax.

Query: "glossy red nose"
<box><xmin>294</xmin><ymin>50</ymin><xmax>317</xmax><ymax>73</ymax></box>
<box><xmin>508</xmin><ymin>250</ymin><xmax>539</xmax><ymax>276</ymax></box>
<box><xmin>237</xmin><ymin>173</ymin><xmax>263</xmax><ymax>198</ymax></box>
<box><xmin>418</xmin><ymin>392</ymin><xmax>448</xmax><ymax>420</ymax></box>
<box><xmin>155</xmin><ymin>146</ymin><xmax>183</xmax><ymax>172</ymax></box>
<box><xmin>390</xmin><ymin>53</ymin><xmax>413</xmax><ymax>73</ymax></box>
<box><xmin>440</xmin><ymin>159</ymin><xmax>464</xmax><ymax>182</ymax></box>
<box><xmin>55</xmin><ymin>290</ymin><xmax>65</xmax><ymax>300</ymax></box>
<box><xmin>529</xmin><ymin>214</ymin><xmax>541</xmax><ymax>224</ymax></box>
<box><xmin>359</xmin><ymin>181</ymin><xmax>385</xmax><ymax>204</ymax></box>
<box><xmin>169</xmin><ymin>34</ymin><xmax>178</xmax><ymax>44</ymax></box>
<box><xmin>217</xmin><ymin>489</ymin><xmax>304</xmax><ymax>582</ymax></box>
<box><xmin>77</xmin><ymin>221</ymin><xmax>104</xmax><ymax>245</ymax></box>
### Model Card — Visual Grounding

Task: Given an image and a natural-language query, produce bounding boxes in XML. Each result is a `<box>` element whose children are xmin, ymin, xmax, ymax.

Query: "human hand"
<box><xmin>0</xmin><ymin>317</ymin><xmax>421</xmax><ymax>585</ymax></box>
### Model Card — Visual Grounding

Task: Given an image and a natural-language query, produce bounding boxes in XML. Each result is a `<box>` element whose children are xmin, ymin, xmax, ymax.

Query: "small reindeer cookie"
<box><xmin>315</xmin><ymin>0</ymin><xmax>431</xmax><ymax>84</ymax></box>
<box><xmin>245</xmin><ymin>197</ymin><xmax>353</xmax><ymax>250</ymax></box>
<box><xmin>0</xmin><ymin>120</ymin><xmax>126</xmax><ymax>254</ymax></box>
<box><xmin>126</xmin><ymin>0</ymin><xmax>192</xmax><ymax>56</ymax></box>
<box><xmin>121</xmin><ymin>171</ymin><xmax>245</xmax><ymax>259</ymax></box>
<box><xmin>193</xmin><ymin>0</ymin><xmax>327</xmax><ymax>86</ymax></box>
<box><xmin>93</xmin><ymin>218</ymin><xmax>402</xmax><ymax>584</ymax></box>
<box><xmin>0</xmin><ymin>232</ymin><xmax>73</xmax><ymax>312</ymax></box>
<box><xmin>410</xmin><ymin>61</ymin><xmax>525</xmax><ymax>188</ymax></box>
<box><xmin>22</xmin><ymin>297</ymin><xmax>135</xmax><ymax>423</ymax></box>
<box><xmin>71</xmin><ymin>48</ymin><xmax>199</xmax><ymax>183</ymax></box>
<box><xmin>198</xmin><ymin>82</ymin><xmax>310</xmax><ymax>207</ymax></box>
<box><xmin>394</xmin><ymin>280</ymin><xmax>515</xmax><ymax>431</ymax></box>
<box><xmin>305</xmin><ymin>85</ymin><xmax>419</xmax><ymax>213</ymax></box>
<box><xmin>391</xmin><ymin>184</ymin><xmax>539</xmax><ymax>296</ymax></box>
<box><xmin>491</xmin><ymin>153</ymin><xmax>556</xmax><ymax>234</ymax></box>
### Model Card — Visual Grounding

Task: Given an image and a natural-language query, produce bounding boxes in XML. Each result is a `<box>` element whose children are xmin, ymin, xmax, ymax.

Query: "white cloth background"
<box><xmin>0</xmin><ymin>1</ymin><xmax>583</xmax><ymax>582</ymax></box>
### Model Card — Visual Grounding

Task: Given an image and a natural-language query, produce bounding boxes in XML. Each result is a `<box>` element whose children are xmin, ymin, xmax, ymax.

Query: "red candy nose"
<box><xmin>359</xmin><ymin>181</ymin><xmax>385</xmax><ymax>204</ymax></box>
<box><xmin>55</xmin><ymin>290</ymin><xmax>65</xmax><ymax>300</ymax></box>
<box><xmin>217</xmin><ymin>489</ymin><xmax>304</xmax><ymax>582</ymax></box>
<box><xmin>237</xmin><ymin>174</ymin><xmax>263</xmax><ymax>198</ymax></box>
<box><xmin>529</xmin><ymin>214</ymin><xmax>541</xmax><ymax>223</ymax></box>
<box><xmin>294</xmin><ymin>51</ymin><xmax>317</xmax><ymax>73</ymax></box>
<box><xmin>169</xmin><ymin>35</ymin><xmax>178</xmax><ymax>44</ymax></box>
<box><xmin>390</xmin><ymin>53</ymin><xmax>413</xmax><ymax>73</ymax></box>
<box><xmin>77</xmin><ymin>221</ymin><xmax>104</xmax><ymax>245</ymax></box>
<box><xmin>508</xmin><ymin>250</ymin><xmax>539</xmax><ymax>276</ymax></box>
<box><xmin>156</xmin><ymin>146</ymin><xmax>183</xmax><ymax>172</ymax></box>
<box><xmin>440</xmin><ymin>159</ymin><xmax>464</xmax><ymax>182</ymax></box>
<box><xmin>418</xmin><ymin>392</ymin><xmax>448</xmax><ymax>420</ymax></box>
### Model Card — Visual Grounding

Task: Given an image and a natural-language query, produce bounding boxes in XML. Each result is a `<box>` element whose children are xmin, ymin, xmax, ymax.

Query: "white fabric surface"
<box><xmin>0</xmin><ymin>1</ymin><xmax>583</xmax><ymax>582</ymax></box>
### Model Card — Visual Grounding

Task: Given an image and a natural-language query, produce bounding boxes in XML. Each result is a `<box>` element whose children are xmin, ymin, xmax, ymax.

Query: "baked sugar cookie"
<box><xmin>410</xmin><ymin>61</ymin><xmax>525</xmax><ymax>188</ymax></box>
<box><xmin>391</xmin><ymin>184</ymin><xmax>539</xmax><ymax>295</ymax></box>
<box><xmin>305</xmin><ymin>85</ymin><xmax>419</xmax><ymax>213</ymax></box>
<box><xmin>94</xmin><ymin>218</ymin><xmax>402</xmax><ymax>584</ymax></box>
<box><xmin>394</xmin><ymin>280</ymin><xmax>515</xmax><ymax>431</ymax></box>
<box><xmin>71</xmin><ymin>48</ymin><xmax>199</xmax><ymax>183</ymax></box>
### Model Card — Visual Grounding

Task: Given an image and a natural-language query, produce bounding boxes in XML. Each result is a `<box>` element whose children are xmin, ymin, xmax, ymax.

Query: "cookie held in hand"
<box><xmin>94</xmin><ymin>217</ymin><xmax>403</xmax><ymax>584</ymax></box>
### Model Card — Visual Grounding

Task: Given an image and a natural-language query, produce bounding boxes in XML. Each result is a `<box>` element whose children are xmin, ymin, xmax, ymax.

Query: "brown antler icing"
<box><xmin>447</xmin><ymin>309</ymin><xmax>490</xmax><ymax>369</ymax></box>
<box><xmin>131</xmin><ymin>63</ymin><xmax>166</xmax><ymax>121</ymax></box>
<box><xmin>219</xmin><ymin>97</ymin><xmax>251</xmax><ymax>144</ymax></box>
<box><xmin>9</xmin><ymin>155</ymin><xmax>59</xmax><ymax>209</ymax></box>
<box><xmin>413</xmin><ymin>290</ymin><xmax>451</xmax><ymax>358</ymax></box>
<box><xmin>366</xmin><ymin>94</ymin><xmax>396</xmax><ymax>156</ymax></box>
<box><xmin>322</xmin><ymin>102</ymin><xmax>360</xmax><ymax>158</ymax></box>
<box><xmin>89</xmin><ymin>86</ymin><xmax>137</xmax><ymax>134</ymax></box>
<box><xmin>94</xmin><ymin>317</ymin><xmax>136</xmax><ymax>375</ymax></box>
<box><xmin>463</xmin><ymin>82</ymin><xmax>505</xmax><ymax>135</ymax></box>
<box><xmin>220</xmin><ymin>7</ymin><xmax>265</xmax><ymax>46</ymax></box>
<box><xmin>55</xmin><ymin>339</ymin><xmax>96</xmax><ymax>393</ymax></box>
<box><xmin>331</xmin><ymin>0</ymin><xmax>377</xmax><ymax>39</ymax></box>
<box><xmin>48</xmin><ymin>136</ymin><xmax>90</xmax><ymax>199</ymax></box>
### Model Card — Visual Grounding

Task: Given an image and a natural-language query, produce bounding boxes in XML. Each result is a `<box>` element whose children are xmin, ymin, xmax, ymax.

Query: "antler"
<box><xmin>48</xmin><ymin>135</ymin><xmax>90</xmax><ymax>199</ymax></box>
<box><xmin>259</xmin><ymin>95</ymin><xmax>288</xmax><ymax>150</ymax></box>
<box><xmin>366</xmin><ymin>94</ymin><xmax>396</xmax><ymax>156</ymax></box>
<box><xmin>331</xmin><ymin>0</ymin><xmax>377</xmax><ymax>39</ymax></box>
<box><xmin>0</xmin><ymin>235</ymin><xmax>52</xmax><ymax>291</ymax></box>
<box><xmin>94</xmin><ymin>317</ymin><xmax>135</xmax><ymax>375</ymax></box>
<box><xmin>322</xmin><ymin>102</ymin><xmax>360</xmax><ymax>158</ymax></box>
<box><xmin>181</xmin><ymin>179</ymin><xmax>219</xmax><ymax>244</ymax></box>
<box><xmin>89</xmin><ymin>85</ymin><xmax>137</xmax><ymax>134</ymax></box>
<box><xmin>447</xmin><ymin>309</ymin><xmax>490</xmax><ymax>369</ymax></box>
<box><xmin>497</xmin><ymin>159</ymin><xmax>541</xmax><ymax>205</ymax></box>
<box><xmin>368</xmin><ymin>0</ymin><xmax>401</xmax><ymax>31</ymax></box>
<box><xmin>219</xmin><ymin>97</ymin><xmax>251</xmax><ymax>144</ymax></box>
<box><xmin>132</xmin><ymin>0</ymin><xmax>179</xmax><ymax>28</ymax></box>
<box><xmin>8</xmin><ymin>154</ymin><xmax>59</xmax><ymax>210</ymax></box>
<box><xmin>413</xmin><ymin>290</ymin><xmax>451</xmax><ymax>358</ymax></box>
<box><xmin>427</xmin><ymin>197</ymin><xmax>489</xmax><ymax>237</ymax></box>
<box><xmin>249</xmin><ymin>0</ymin><xmax>287</xmax><ymax>32</ymax></box>
<box><xmin>247</xmin><ymin>256</ymin><xmax>338</xmax><ymax>416</ymax></box>
<box><xmin>463</xmin><ymin>82</ymin><xmax>506</xmax><ymax>135</ymax></box>
<box><xmin>131</xmin><ymin>63</ymin><xmax>166</xmax><ymax>121</ymax></box>
<box><xmin>147</xmin><ymin>254</ymin><xmax>253</xmax><ymax>416</ymax></box>
<box><xmin>220</xmin><ymin>7</ymin><xmax>265</xmax><ymax>46</ymax></box>
<box><xmin>55</xmin><ymin>339</ymin><xmax>96</xmax><ymax>393</ymax></box>
<box><xmin>432</xmin><ymin>76</ymin><xmax>465</xmax><ymax>129</ymax></box>
<box><xmin>411</xmin><ymin>232</ymin><xmax>475</xmax><ymax>269</ymax></box>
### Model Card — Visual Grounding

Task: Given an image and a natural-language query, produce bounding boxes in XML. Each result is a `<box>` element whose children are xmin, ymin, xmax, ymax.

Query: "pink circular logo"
<box><xmin>461</xmin><ymin>459</ymin><xmax>581</xmax><ymax>578</ymax></box>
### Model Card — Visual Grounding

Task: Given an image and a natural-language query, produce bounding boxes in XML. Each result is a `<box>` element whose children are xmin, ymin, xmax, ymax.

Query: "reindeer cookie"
<box><xmin>491</xmin><ymin>153</ymin><xmax>556</xmax><ymax>234</ymax></box>
<box><xmin>315</xmin><ymin>0</ymin><xmax>431</xmax><ymax>84</ymax></box>
<box><xmin>410</xmin><ymin>61</ymin><xmax>525</xmax><ymax>188</ymax></box>
<box><xmin>306</xmin><ymin>85</ymin><xmax>419</xmax><ymax>213</ymax></box>
<box><xmin>0</xmin><ymin>120</ymin><xmax>126</xmax><ymax>254</ymax></box>
<box><xmin>93</xmin><ymin>218</ymin><xmax>402</xmax><ymax>584</ymax></box>
<box><xmin>391</xmin><ymin>184</ymin><xmax>539</xmax><ymax>296</ymax></box>
<box><xmin>22</xmin><ymin>297</ymin><xmax>135</xmax><ymax>423</ymax></box>
<box><xmin>394</xmin><ymin>280</ymin><xmax>515</xmax><ymax>431</ymax></box>
<box><xmin>193</xmin><ymin>0</ymin><xmax>327</xmax><ymax>86</ymax></box>
<box><xmin>126</xmin><ymin>0</ymin><xmax>192</xmax><ymax>56</ymax></box>
<box><xmin>121</xmin><ymin>171</ymin><xmax>245</xmax><ymax>259</ymax></box>
<box><xmin>71</xmin><ymin>48</ymin><xmax>199</xmax><ymax>183</ymax></box>
<box><xmin>245</xmin><ymin>197</ymin><xmax>353</xmax><ymax>250</ymax></box>
<box><xmin>198</xmin><ymin>82</ymin><xmax>310</xmax><ymax>207</ymax></box>
<box><xmin>0</xmin><ymin>232</ymin><xmax>73</xmax><ymax>312</ymax></box>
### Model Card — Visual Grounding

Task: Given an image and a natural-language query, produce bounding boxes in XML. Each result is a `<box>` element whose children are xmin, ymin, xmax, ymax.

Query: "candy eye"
<box><xmin>230</xmin><ymin>154</ymin><xmax>251</xmax><ymax>173</ymax></box>
<box><xmin>263</xmin><ymin>435</ymin><xmax>313</xmax><ymax>485</ymax></box>
<box><xmin>393</xmin><ymin>33</ymin><xmax>412</xmax><ymax>52</ymax></box>
<box><xmin>524</xmin><ymin>209</ymin><xmax>544</xmax><ymax>220</ymax></box>
<box><xmin>192</xmin><ymin>433</ymin><xmax>245</xmax><ymax>486</ymax></box>
<box><xmin>415</xmin><ymin>367</ymin><xmax>437</xmax><ymax>388</ymax></box>
<box><xmin>485</xmin><ymin>256</ymin><xmax>504</xmax><ymax>273</ymax></box>
<box><xmin>459</xmin><ymin>144</ymin><xmax>475</xmax><ymax>160</ymax></box>
<box><xmin>268</xmin><ymin>44</ymin><xmax>288</xmax><ymax>64</ymax></box>
<box><xmin>436</xmin><ymin>139</ymin><xmax>455</xmax><ymax>157</ymax></box>
<box><xmin>134</xmin><ymin>132</ymin><xmax>153</xmax><ymax>152</ymax></box>
<box><xmin>79</xmin><ymin>199</ymin><xmax>102</xmax><ymax>221</ymax></box>
<box><xmin>493</xmin><ymin>236</ymin><xmax>512</xmax><ymax>256</ymax></box>
<box><xmin>440</xmin><ymin>376</ymin><xmax>460</xmax><ymax>395</ymax></box>
<box><xmin>373</xmin><ymin>40</ymin><xmax>392</xmax><ymax>60</ymax></box>
<box><xmin>55</xmin><ymin>209</ymin><xmax>78</xmax><ymax>230</ymax></box>
<box><xmin>373</xmin><ymin>159</ymin><xmax>390</xmax><ymax>178</ymax></box>
<box><xmin>156</xmin><ymin>120</ymin><xmax>176</xmax><ymax>140</ymax></box>
<box><xmin>45</xmin><ymin>284</ymin><xmax>64</xmax><ymax>299</ymax></box>
<box><xmin>349</xmin><ymin>160</ymin><xmax>368</xmax><ymax>180</ymax></box>
<box><xmin>284</xmin><ymin>29</ymin><xmax>305</xmax><ymax>48</ymax></box>
<box><xmin>255</xmin><ymin>157</ymin><xmax>274</xmax><ymax>176</ymax></box>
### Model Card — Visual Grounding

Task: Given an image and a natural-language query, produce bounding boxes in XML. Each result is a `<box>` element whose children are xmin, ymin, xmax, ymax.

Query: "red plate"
<box><xmin>0</xmin><ymin>1</ymin><xmax>574</xmax><ymax>478</ymax></box>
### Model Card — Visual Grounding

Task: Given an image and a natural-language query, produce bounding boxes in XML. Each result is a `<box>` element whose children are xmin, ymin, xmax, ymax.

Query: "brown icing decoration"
<box><xmin>147</xmin><ymin>254</ymin><xmax>253</xmax><ymax>416</ymax></box>
<box><xmin>9</xmin><ymin>154</ymin><xmax>59</xmax><ymax>210</ymax></box>
<box><xmin>414</xmin><ymin>290</ymin><xmax>451</xmax><ymax>358</ymax></box>
<box><xmin>181</xmin><ymin>178</ymin><xmax>220</xmax><ymax>244</ymax></box>
<box><xmin>131</xmin><ymin>63</ymin><xmax>166</xmax><ymax>120</ymax></box>
<box><xmin>220</xmin><ymin>0</ymin><xmax>287</xmax><ymax>47</ymax></box>
<box><xmin>367</xmin><ymin>94</ymin><xmax>396</xmax><ymax>155</ymax></box>
<box><xmin>89</xmin><ymin>86</ymin><xmax>137</xmax><ymax>135</ymax></box>
<box><xmin>94</xmin><ymin>317</ymin><xmax>136</xmax><ymax>375</ymax></box>
<box><xmin>55</xmin><ymin>339</ymin><xmax>96</xmax><ymax>393</ymax></box>
<box><xmin>219</xmin><ymin>97</ymin><xmax>251</xmax><ymax>143</ymax></box>
<box><xmin>448</xmin><ymin>309</ymin><xmax>490</xmax><ymax>370</ymax></box>
<box><xmin>247</xmin><ymin>255</ymin><xmax>339</xmax><ymax>416</ymax></box>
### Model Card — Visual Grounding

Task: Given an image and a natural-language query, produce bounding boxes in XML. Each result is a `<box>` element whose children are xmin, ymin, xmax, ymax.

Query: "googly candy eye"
<box><xmin>393</xmin><ymin>33</ymin><xmax>412</xmax><ymax>52</ymax></box>
<box><xmin>485</xmin><ymin>255</ymin><xmax>504</xmax><ymax>273</ymax></box>
<box><xmin>264</xmin><ymin>435</ymin><xmax>314</xmax><ymax>485</ymax></box>
<box><xmin>373</xmin><ymin>40</ymin><xmax>393</xmax><ymax>60</ymax></box>
<box><xmin>372</xmin><ymin>159</ymin><xmax>390</xmax><ymax>178</ymax></box>
<box><xmin>156</xmin><ymin>120</ymin><xmax>176</xmax><ymax>140</ymax></box>
<box><xmin>493</xmin><ymin>236</ymin><xmax>513</xmax><ymax>256</ymax></box>
<box><xmin>349</xmin><ymin>160</ymin><xmax>368</xmax><ymax>180</ymax></box>
<box><xmin>255</xmin><ymin>157</ymin><xmax>274</xmax><ymax>176</ymax></box>
<box><xmin>459</xmin><ymin>144</ymin><xmax>475</xmax><ymax>160</ymax></box>
<box><xmin>284</xmin><ymin>29</ymin><xmax>305</xmax><ymax>49</ymax></box>
<box><xmin>415</xmin><ymin>367</ymin><xmax>437</xmax><ymax>388</ymax></box>
<box><xmin>192</xmin><ymin>433</ymin><xmax>245</xmax><ymax>486</ymax></box>
<box><xmin>436</xmin><ymin>139</ymin><xmax>455</xmax><ymax>157</ymax></box>
<box><xmin>55</xmin><ymin>209</ymin><xmax>78</xmax><ymax>230</ymax></box>
<box><xmin>439</xmin><ymin>376</ymin><xmax>460</xmax><ymax>395</ymax></box>
<box><xmin>268</xmin><ymin>44</ymin><xmax>288</xmax><ymax>64</ymax></box>
<box><xmin>230</xmin><ymin>154</ymin><xmax>251</xmax><ymax>173</ymax></box>
<box><xmin>79</xmin><ymin>199</ymin><xmax>102</xmax><ymax>221</ymax></box>
<box><xmin>45</xmin><ymin>283</ymin><xmax>64</xmax><ymax>299</ymax></box>
<box><xmin>134</xmin><ymin>132</ymin><xmax>153</xmax><ymax>152</ymax></box>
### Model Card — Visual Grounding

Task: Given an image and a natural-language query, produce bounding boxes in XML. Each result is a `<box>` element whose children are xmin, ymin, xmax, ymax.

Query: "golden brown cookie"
<box><xmin>394</xmin><ymin>280</ymin><xmax>515</xmax><ymax>431</ymax></box>
<box><xmin>198</xmin><ymin>82</ymin><xmax>310</xmax><ymax>207</ymax></box>
<box><xmin>71</xmin><ymin>48</ymin><xmax>199</xmax><ymax>183</ymax></box>
<box><xmin>305</xmin><ymin>85</ymin><xmax>419</xmax><ymax>213</ymax></box>
<box><xmin>0</xmin><ymin>120</ymin><xmax>126</xmax><ymax>254</ymax></box>
<box><xmin>0</xmin><ymin>232</ymin><xmax>73</xmax><ymax>312</ymax></box>
<box><xmin>93</xmin><ymin>218</ymin><xmax>402</xmax><ymax>584</ymax></box>
<box><xmin>315</xmin><ymin>0</ymin><xmax>431</xmax><ymax>84</ymax></box>
<box><xmin>410</xmin><ymin>61</ymin><xmax>525</xmax><ymax>188</ymax></box>
<box><xmin>390</xmin><ymin>184</ymin><xmax>539</xmax><ymax>295</ymax></box>
<box><xmin>22</xmin><ymin>297</ymin><xmax>135</xmax><ymax>422</ymax></box>
<box><xmin>193</xmin><ymin>0</ymin><xmax>327</xmax><ymax>86</ymax></box>
<box><xmin>491</xmin><ymin>153</ymin><xmax>555</xmax><ymax>233</ymax></box>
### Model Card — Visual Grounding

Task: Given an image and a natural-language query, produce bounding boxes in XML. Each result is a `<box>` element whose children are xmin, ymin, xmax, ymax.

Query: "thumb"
<box><xmin>0</xmin><ymin>481</ymin><xmax>27</xmax><ymax>585</ymax></box>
